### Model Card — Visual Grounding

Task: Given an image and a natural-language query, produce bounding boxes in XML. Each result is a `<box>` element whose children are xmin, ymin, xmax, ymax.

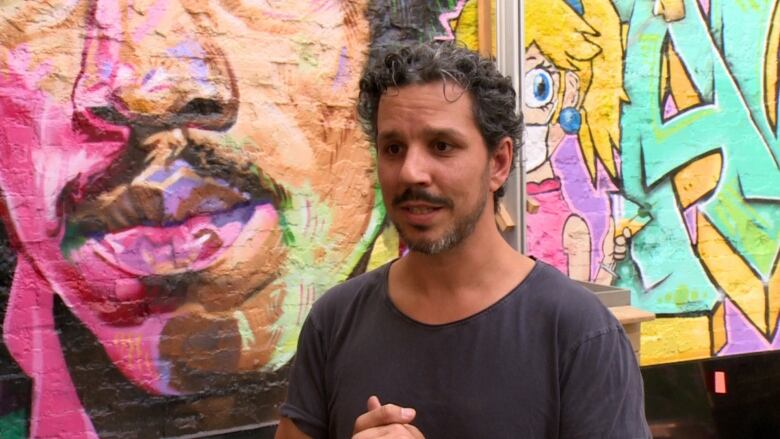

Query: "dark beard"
<box><xmin>395</xmin><ymin>178</ymin><xmax>489</xmax><ymax>255</ymax></box>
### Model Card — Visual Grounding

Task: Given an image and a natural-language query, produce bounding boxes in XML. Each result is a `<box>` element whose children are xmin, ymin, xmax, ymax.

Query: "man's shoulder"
<box><xmin>523</xmin><ymin>261</ymin><xmax>620</xmax><ymax>337</ymax></box>
<box><xmin>308</xmin><ymin>262</ymin><xmax>389</xmax><ymax>326</ymax></box>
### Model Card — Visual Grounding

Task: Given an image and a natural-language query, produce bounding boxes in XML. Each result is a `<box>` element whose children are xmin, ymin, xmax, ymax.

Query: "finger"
<box><xmin>622</xmin><ymin>227</ymin><xmax>632</xmax><ymax>239</ymax></box>
<box><xmin>614</xmin><ymin>235</ymin><xmax>626</xmax><ymax>246</ymax></box>
<box><xmin>353</xmin><ymin>404</ymin><xmax>416</xmax><ymax>433</ymax></box>
<box><xmin>367</xmin><ymin>395</ymin><xmax>381</xmax><ymax>412</ymax></box>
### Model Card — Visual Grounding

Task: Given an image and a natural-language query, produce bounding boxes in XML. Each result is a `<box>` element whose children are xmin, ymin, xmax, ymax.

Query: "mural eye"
<box><xmin>524</xmin><ymin>68</ymin><xmax>554</xmax><ymax>108</ymax></box>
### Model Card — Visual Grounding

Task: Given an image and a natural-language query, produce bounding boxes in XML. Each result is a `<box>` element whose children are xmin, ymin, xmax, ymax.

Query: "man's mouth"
<box><xmin>404</xmin><ymin>205</ymin><xmax>441</xmax><ymax>214</ymax></box>
<box><xmin>397</xmin><ymin>202</ymin><xmax>446</xmax><ymax>225</ymax></box>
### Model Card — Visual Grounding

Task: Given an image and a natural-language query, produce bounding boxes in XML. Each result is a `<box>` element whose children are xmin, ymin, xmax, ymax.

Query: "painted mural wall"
<box><xmin>524</xmin><ymin>0</ymin><xmax>780</xmax><ymax>366</ymax></box>
<box><xmin>18</xmin><ymin>0</ymin><xmax>778</xmax><ymax>435</ymax></box>
<box><xmin>0</xmin><ymin>0</ymin><xmax>476</xmax><ymax>437</ymax></box>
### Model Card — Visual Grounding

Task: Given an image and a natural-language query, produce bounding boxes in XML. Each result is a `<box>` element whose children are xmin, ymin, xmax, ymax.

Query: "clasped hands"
<box><xmin>352</xmin><ymin>396</ymin><xmax>424</xmax><ymax>438</ymax></box>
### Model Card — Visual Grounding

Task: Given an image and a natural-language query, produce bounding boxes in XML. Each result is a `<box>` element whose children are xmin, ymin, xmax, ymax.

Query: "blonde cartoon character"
<box><xmin>523</xmin><ymin>0</ymin><xmax>627</xmax><ymax>283</ymax></box>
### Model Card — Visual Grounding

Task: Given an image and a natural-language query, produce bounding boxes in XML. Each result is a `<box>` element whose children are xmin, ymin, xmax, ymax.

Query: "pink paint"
<box><xmin>663</xmin><ymin>93</ymin><xmax>679</xmax><ymax>120</ymax></box>
<box><xmin>683</xmin><ymin>205</ymin><xmax>698</xmax><ymax>244</ymax></box>
<box><xmin>5</xmin><ymin>45</ymin><xmax>53</xmax><ymax>90</ymax></box>
<box><xmin>526</xmin><ymin>178</ymin><xmax>570</xmax><ymax>275</ymax></box>
<box><xmin>4</xmin><ymin>257</ymin><xmax>99</xmax><ymax>438</ymax></box>
<box><xmin>132</xmin><ymin>0</ymin><xmax>171</xmax><ymax>43</ymax></box>
<box><xmin>1</xmin><ymin>64</ymin><xmax>283</xmax><ymax>415</ymax></box>
<box><xmin>73</xmin><ymin>1</ymin><xmax>136</xmax><ymax>115</ymax></box>
<box><xmin>78</xmin><ymin>204</ymin><xmax>273</xmax><ymax>276</ymax></box>
<box><xmin>698</xmin><ymin>0</ymin><xmax>711</xmax><ymax>17</ymax></box>
<box><xmin>311</xmin><ymin>0</ymin><xmax>339</xmax><ymax>13</ymax></box>
<box><xmin>434</xmin><ymin>0</ymin><xmax>468</xmax><ymax>41</ymax></box>
<box><xmin>0</xmin><ymin>74</ymin><xmax>131</xmax><ymax>437</ymax></box>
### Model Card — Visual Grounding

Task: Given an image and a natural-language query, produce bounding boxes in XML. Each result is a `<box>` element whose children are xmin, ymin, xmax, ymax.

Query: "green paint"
<box><xmin>674</xmin><ymin>286</ymin><xmax>691</xmax><ymax>305</ymax></box>
<box><xmin>222</xmin><ymin>134</ymin><xmax>243</xmax><ymax>151</ymax></box>
<box><xmin>0</xmin><ymin>410</ymin><xmax>28</xmax><ymax>439</ymax></box>
<box><xmin>618</xmin><ymin>0</ymin><xmax>780</xmax><ymax>315</ymax></box>
<box><xmin>292</xmin><ymin>37</ymin><xmax>319</xmax><ymax>69</ymax></box>
<box><xmin>278</xmin><ymin>213</ymin><xmax>296</xmax><ymax>247</ymax></box>
<box><xmin>265</xmin><ymin>182</ymin><xmax>386</xmax><ymax>372</ymax></box>
<box><xmin>60</xmin><ymin>222</ymin><xmax>87</xmax><ymax>259</ymax></box>
<box><xmin>708</xmin><ymin>181</ymin><xmax>775</xmax><ymax>274</ymax></box>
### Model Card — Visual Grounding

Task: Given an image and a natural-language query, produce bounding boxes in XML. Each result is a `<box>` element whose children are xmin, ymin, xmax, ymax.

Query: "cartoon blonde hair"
<box><xmin>525</xmin><ymin>0</ymin><xmax>626</xmax><ymax>180</ymax></box>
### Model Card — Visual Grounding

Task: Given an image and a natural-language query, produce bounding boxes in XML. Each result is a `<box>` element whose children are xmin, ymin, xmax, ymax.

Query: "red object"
<box><xmin>714</xmin><ymin>371</ymin><xmax>727</xmax><ymax>394</ymax></box>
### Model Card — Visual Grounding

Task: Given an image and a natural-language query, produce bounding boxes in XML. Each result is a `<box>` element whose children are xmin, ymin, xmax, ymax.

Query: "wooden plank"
<box><xmin>478</xmin><ymin>0</ymin><xmax>492</xmax><ymax>56</ymax></box>
<box><xmin>624</xmin><ymin>322</ymin><xmax>642</xmax><ymax>351</ymax></box>
<box><xmin>610</xmin><ymin>305</ymin><xmax>655</xmax><ymax>325</ymax></box>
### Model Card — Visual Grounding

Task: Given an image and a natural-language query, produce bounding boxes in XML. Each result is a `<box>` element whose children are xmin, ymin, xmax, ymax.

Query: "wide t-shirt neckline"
<box><xmin>379</xmin><ymin>259</ymin><xmax>544</xmax><ymax>329</ymax></box>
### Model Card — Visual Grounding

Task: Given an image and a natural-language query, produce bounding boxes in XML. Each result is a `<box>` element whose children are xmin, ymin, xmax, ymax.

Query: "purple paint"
<box><xmin>718</xmin><ymin>298</ymin><xmax>772</xmax><ymax>356</ymax></box>
<box><xmin>141</xmin><ymin>68</ymin><xmax>157</xmax><ymax>86</ymax></box>
<box><xmin>684</xmin><ymin>205</ymin><xmax>698</xmax><ymax>244</ymax></box>
<box><xmin>698</xmin><ymin>0</ymin><xmax>711</xmax><ymax>16</ymax></box>
<box><xmin>333</xmin><ymin>46</ymin><xmax>350</xmax><ymax>90</ymax></box>
<box><xmin>663</xmin><ymin>93</ymin><xmax>678</xmax><ymax>120</ymax></box>
<box><xmin>167</xmin><ymin>41</ymin><xmax>211</xmax><ymax>89</ymax></box>
<box><xmin>551</xmin><ymin>135</ymin><xmax>616</xmax><ymax>280</ymax></box>
<box><xmin>164</xmin><ymin>176</ymin><xmax>203</xmax><ymax>216</ymax></box>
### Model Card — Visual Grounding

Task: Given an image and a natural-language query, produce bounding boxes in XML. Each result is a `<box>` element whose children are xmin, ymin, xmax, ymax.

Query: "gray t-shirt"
<box><xmin>280</xmin><ymin>261</ymin><xmax>650</xmax><ymax>438</ymax></box>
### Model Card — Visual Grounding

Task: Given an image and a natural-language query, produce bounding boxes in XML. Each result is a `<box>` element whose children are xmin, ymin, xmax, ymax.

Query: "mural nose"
<box><xmin>72</xmin><ymin>1</ymin><xmax>238</xmax><ymax>131</ymax></box>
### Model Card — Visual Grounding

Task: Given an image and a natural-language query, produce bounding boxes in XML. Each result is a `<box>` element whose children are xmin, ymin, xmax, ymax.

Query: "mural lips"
<box><xmin>60</xmin><ymin>123</ymin><xmax>287</xmax><ymax>324</ymax></box>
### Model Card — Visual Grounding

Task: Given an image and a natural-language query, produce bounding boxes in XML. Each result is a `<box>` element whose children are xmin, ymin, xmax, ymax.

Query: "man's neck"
<box><xmin>388</xmin><ymin>212</ymin><xmax>535</xmax><ymax>325</ymax></box>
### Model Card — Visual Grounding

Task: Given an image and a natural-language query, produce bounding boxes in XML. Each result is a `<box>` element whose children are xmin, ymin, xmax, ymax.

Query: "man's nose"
<box><xmin>397</xmin><ymin>146</ymin><xmax>433</xmax><ymax>186</ymax></box>
<box><xmin>72</xmin><ymin>0</ymin><xmax>238</xmax><ymax>131</ymax></box>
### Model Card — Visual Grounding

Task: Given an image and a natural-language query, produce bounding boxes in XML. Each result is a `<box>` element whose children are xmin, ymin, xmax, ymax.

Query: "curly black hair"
<box><xmin>357</xmin><ymin>40</ymin><xmax>522</xmax><ymax>208</ymax></box>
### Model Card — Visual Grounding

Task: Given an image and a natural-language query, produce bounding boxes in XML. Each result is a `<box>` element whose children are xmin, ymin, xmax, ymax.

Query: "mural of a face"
<box><xmin>522</xmin><ymin>44</ymin><xmax>582</xmax><ymax>173</ymax></box>
<box><xmin>523</xmin><ymin>44</ymin><xmax>559</xmax><ymax>172</ymax></box>
<box><xmin>0</xmin><ymin>0</ymin><xmax>379</xmax><ymax>417</ymax></box>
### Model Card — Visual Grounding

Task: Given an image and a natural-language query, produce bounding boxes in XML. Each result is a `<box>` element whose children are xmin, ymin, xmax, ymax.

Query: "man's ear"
<box><xmin>489</xmin><ymin>136</ymin><xmax>513</xmax><ymax>192</ymax></box>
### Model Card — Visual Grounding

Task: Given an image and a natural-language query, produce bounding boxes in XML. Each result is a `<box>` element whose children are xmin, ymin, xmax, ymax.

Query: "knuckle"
<box><xmin>381</xmin><ymin>404</ymin><xmax>398</xmax><ymax>419</ymax></box>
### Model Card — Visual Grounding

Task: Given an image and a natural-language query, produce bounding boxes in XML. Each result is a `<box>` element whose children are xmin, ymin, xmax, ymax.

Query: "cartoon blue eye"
<box><xmin>524</xmin><ymin>68</ymin><xmax>554</xmax><ymax>108</ymax></box>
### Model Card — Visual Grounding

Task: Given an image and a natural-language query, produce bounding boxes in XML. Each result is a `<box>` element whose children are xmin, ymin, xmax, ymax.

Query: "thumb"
<box><xmin>367</xmin><ymin>395</ymin><xmax>381</xmax><ymax>411</ymax></box>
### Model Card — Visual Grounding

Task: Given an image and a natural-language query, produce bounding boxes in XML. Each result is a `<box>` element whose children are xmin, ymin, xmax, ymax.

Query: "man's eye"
<box><xmin>385</xmin><ymin>144</ymin><xmax>402</xmax><ymax>155</ymax></box>
<box><xmin>433</xmin><ymin>141</ymin><xmax>453</xmax><ymax>153</ymax></box>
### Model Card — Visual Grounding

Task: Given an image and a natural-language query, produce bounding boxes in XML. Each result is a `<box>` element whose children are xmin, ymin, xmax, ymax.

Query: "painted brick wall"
<box><xmin>14</xmin><ymin>0</ymin><xmax>776</xmax><ymax>436</ymax></box>
<box><xmin>523</xmin><ymin>0</ymin><xmax>780</xmax><ymax>366</ymax></box>
<box><xmin>0</xmin><ymin>0</ymin><xmax>475</xmax><ymax>437</ymax></box>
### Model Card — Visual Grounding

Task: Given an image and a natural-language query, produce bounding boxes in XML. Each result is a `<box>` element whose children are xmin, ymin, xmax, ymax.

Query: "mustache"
<box><xmin>61</xmin><ymin>129</ymin><xmax>288</xmax><ymax>235</ymax></box>
<box><xmin>392</xmin><ymin>187</ymin><xmax>453</xmax><ymax>208</ymax></box>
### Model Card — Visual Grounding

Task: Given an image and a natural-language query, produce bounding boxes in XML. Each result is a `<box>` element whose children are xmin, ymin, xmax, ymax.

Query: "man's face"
<box><xmin>0</xmin><ymin>0</ymin><xmax>379</xmax><ymax>393</ymax></box>
<box><xmin>375</xmin><ymin>81</ymin><xmax>493</xmax><ymax>254</ymax></box>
